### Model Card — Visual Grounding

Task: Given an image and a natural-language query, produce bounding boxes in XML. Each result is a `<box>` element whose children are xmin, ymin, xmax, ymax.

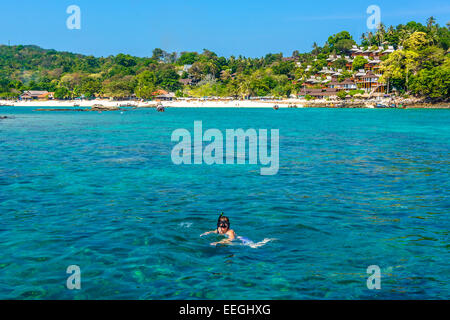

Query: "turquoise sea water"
<box><xmin>0</xmin><ymin>107</ymin><xmax>449</xmax><ymax>300</ymax></box>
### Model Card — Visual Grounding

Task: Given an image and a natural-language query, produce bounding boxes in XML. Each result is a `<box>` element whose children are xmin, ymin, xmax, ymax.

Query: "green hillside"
<box><xmin>0</xmin><ymin>18</ymin><xmax>448</xmax><ymax>100</ymax></box>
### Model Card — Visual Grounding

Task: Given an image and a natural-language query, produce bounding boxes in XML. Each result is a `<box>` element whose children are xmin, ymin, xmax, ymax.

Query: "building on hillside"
<box><xmin>382</xmin><ymin>46</ymin><xmax>395</xmax><ymax>55</ymax></box>
<box><xmin>298</xmin><ymin>88</ymin><xmax>338</xmax><ymax>99</ymax></box>
<box><xmin>303</xmin><ymin>76</ymin><xmax>321</xmax><ymax>87</ymax></box>
<box><xmin>316</xmin><ymin>67</ymin><xmax>345</xmax><ymax>79</ymax></box>
<box><xmin>354</xmin><ymin>70</ymin><xmax>385</xmax><ymax>93</ymax></box>
<box><xmin>327</xmin><ymin>54</ymin><xmax>354</xmax><ymax>69</ymax></box>
<box><xmin>282</xmin><ymin>56</ymin><xmax>299</xmax><ymax>62</ymax></box>
<box><xmin>327</xmin><ymin>79</ymin><xmax>357</xmax><ymax>90</ymax></box>
<box><xmin>307</xmin><ymin>45</ymin><xmax>399</xmax><ymax>95</ymax></box>
<box><xmin>350</xmin><ymin>46</ymin><xmax>364</xmax><ymax>57</ymax></box>
<box><xmin>319</xmin><ymin>67</ymin><xmax>335</xmax><ymax>75</ymax></box>
<box><xmin>333</xmin><ymin>69</ymin><xmax>342</xmax><ymax>77</ymax></box>
<box><xmin>179</xmin><ymin>78</ymin><xmax>193</xmax><ymax>86</ymax></box>
<box><xmin>322</xmin><ymin>76</ymin><xmax>333</xmax><ymax>83</ymax></box>
<box><xmin>365</xmin><ymin>59</ymin><xmax>382</xmax><ymax>73</ymax></box>
<box><xmin>340</xmin><ymin>78</ymin><xmax>357</xmax><ymax>90</ymax></box>
<box><xmin>183</xmin><ymin>64</ymin><xmax>192</xmax><ymax>72</ymax></box>
<box><xmin>350</xmin><ymin>45</ymin><xmax>385</xmax><ymax>60</ymax></box>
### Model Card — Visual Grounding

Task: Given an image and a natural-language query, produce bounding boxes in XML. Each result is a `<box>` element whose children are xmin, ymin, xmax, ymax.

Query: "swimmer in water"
<box><xmin>200</xmin><ymin>213</ymin><xmax>236</xmax><ymax>246</ymax></box>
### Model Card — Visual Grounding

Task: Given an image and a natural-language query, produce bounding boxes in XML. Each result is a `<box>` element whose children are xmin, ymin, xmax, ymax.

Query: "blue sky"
<box><xmin>0</xmin><ymin>0</ymin><xmax>449</xmax><ymax>57</ymax></box>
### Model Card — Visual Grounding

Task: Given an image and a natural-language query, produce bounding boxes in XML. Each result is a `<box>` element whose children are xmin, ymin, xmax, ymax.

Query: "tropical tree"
<box><xmin>102</xmin><ymin>75</ymin><xmax>136</xmax><ymax>98</ymax></box>
<box><xmin>353</xmin><ymin>56</ymin><xmax>368</xmax><ymax>71</ymax></box>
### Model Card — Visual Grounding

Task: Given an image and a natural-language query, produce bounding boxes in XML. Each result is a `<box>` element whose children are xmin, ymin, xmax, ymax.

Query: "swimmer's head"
<box><xmin>217</xmin><ymin>213</ymin><xmax>230</xmax><ymax>234</ymax></box>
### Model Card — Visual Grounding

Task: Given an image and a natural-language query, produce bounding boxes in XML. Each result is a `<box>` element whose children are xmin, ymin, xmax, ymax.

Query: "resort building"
<box><xmin>295</xmin><ymin>44</ymin><xmax>399</xmax><ymax>98</ymax></box>
<box><xmin>152</xmin><ymin>89</ymin><xmax>176</xmax><ymax>101</ymax></box>
<box><xmin>306</xmin><ymin>44</ymin><xmax>400</xmax><ymax>95</ymax></box>
<box><xmin>183</xmin><ymin>64</ymin><xmax>192</xmax><ymax>72</ymax></box>
<box><xmin>38</xmin><ymin>92</ymin><xmax>55</xmax><ymax>100</ymax></box>
<box><xmin>327</xmin><ymin>78</ymin><xmax>357</xmax><ymax>90</ymax></box>
<box><xmin>382</xmin><ymin>46</ymin><xmax>395</xmax><ymax>55</ymax></box>
<box><xmin>319</xmin><ymin>67</ymin><xmax>336</xmax><ymax>76</ymax></box>
<box><xmin>179</xmin><ymin>78</ymin><xmax>193</xmax><ymax>86</ymax></box>
<box><xmin>20</xmin><ymin>90</ymin><xmax>53</xmax><ymax>100</ymax></box>
<box><xmin>298</xmin><ymin>88</ymin><xmax>339</xmax><ymax>99</ymax></box>
<box><xmin>354</xmin><ymin>70</ymin><xmax>385</xmax><ymax>93</ymax></box>
<box><xmin>282</xmin><ymin>56</ymin><xmax>299</xmax><ymax>62</ymax></box>
<box><xmin>350</xmin><ymin>45</ymin><xmax>386</xmax><ymax>60</ymax></box>
<box><xmin>365</xmin><ymin>59</ymin><xmax>382</xmax><ymax>73</ymax></box>
<box><xmin>304</xmin><ymin>76</ymin><xmax>322</xmax><ymax>87</ymax></box>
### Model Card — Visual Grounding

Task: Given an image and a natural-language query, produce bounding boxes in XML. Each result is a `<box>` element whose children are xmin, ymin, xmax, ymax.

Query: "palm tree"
<box><xmin>376</xmin><ymin>23</ymin><xmax>386</xmax><ymax>46</ymax></box>
<box><xmin>361</xmin><ymin>33</ymin><xmax>368</xmax><ymax>45</ymax></box>
<box><xmin>238</xmin><ymin>77</ymin><xmax>252</xmax><ymax>98</ymax></box>
<box><xmin>367</xmin><ymin>31</ymin><xmax>374</xmax><ymax>45</ymax></box>
<box><xmin>398</xmin><ymin>29</ymin><xmax>412</xmax><ymax>47</ymax></box>
<box><xmin>427</xmin><ymin>16</ymin><xmax>436</xmax><ymax>29</ymax></box>
<box><xmin>426</xmin><ymin>16</ymin><xmax>438</xmax><ymax>45</ymax></box>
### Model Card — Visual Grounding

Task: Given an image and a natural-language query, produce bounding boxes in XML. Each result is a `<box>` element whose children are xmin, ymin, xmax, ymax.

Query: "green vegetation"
<box><xmin>352</xmin><ymin>56</ymin><xmax>368</xmax><ymax>71</ymax></box>
<box><xmin>379</xmin><ymin>27</ymin><xmax>450</xmax><ymax>100</ymax></box>
<box><xmin>337</xmin><ymin>91</ymin><xmax>348</xmax><ymax>100</ymax></box>
<box><xmin>0</xmin><ymin>18</ymin><xmax>448</xmax><ymax>100</ymax></box>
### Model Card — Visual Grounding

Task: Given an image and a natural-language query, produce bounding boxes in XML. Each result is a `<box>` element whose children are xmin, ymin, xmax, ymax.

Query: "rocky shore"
<box><xmin>303</xmin><ymin>98</ymin><xmax>449</xmax><ymax>109</ymax></box>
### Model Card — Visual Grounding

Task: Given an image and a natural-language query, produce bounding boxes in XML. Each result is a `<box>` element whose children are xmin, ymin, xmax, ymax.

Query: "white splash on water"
<box><xmin>179</xmin><ymin>222</ymin><xmax>193</xmax><ymax>228</ymax></box>
<box><xmin>238</xmin><ymin>237</ymin><xmax>277</xmax><ymax>248</ymax></box>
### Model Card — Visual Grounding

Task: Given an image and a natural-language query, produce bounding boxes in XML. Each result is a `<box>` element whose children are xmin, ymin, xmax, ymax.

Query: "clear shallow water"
<box><xmin>0</xmin><ymin>107</ymin><xmax>449</xmax><ymax>300</ymax></box>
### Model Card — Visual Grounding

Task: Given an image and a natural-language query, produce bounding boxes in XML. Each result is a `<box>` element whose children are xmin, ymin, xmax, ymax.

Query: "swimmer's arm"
<box><xmin>200</xmin><ymin>230</ymin><xmax>217</xmax><ymax>237</ymax></box>
<box><xmin>211</xmin><ymin>230</ymin><xmax>236</xmax><ymax>246</ymax></box>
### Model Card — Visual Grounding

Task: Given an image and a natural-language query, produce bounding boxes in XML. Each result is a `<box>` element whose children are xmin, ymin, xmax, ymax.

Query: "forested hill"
<box><xmin>0</xmin><ymin>18</ymin><xmax>449</xmax><ymax>100</ymax></box>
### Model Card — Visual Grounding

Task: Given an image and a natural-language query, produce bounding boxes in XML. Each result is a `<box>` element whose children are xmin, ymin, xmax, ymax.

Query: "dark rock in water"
<box><xmin>91</xmin><ymin>104</ymin><xmax>119</xmax><ymax>111</ymax></box>
<box><xmin>0</xmin><ymin>115</ymin><xmax>9</xmax><ymax>119</ymax></box>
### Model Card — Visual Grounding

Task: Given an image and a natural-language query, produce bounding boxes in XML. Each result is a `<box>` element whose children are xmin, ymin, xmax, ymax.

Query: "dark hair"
<box><xmin>217</xmin><ymin>213</ymin><xmax>230</xmax><ymax>230</ymax></box>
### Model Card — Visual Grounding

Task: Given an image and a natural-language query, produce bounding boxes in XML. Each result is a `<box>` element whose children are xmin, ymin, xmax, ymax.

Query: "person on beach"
<box><xmin>200</xmin><ymin>213</ymin><xmax>236</xmax><ymax>246</ymax></box>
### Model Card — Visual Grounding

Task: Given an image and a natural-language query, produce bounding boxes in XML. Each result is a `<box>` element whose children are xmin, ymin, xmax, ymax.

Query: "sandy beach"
<box><xmin>0</xmin><ymin>99</ymin><xmax>301</xmax><ymax>108</ymax></box>
<box><xmin>1</xmin><ymin>98</ymin><xmax>448</xmax><ymax>109</ymax></box>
